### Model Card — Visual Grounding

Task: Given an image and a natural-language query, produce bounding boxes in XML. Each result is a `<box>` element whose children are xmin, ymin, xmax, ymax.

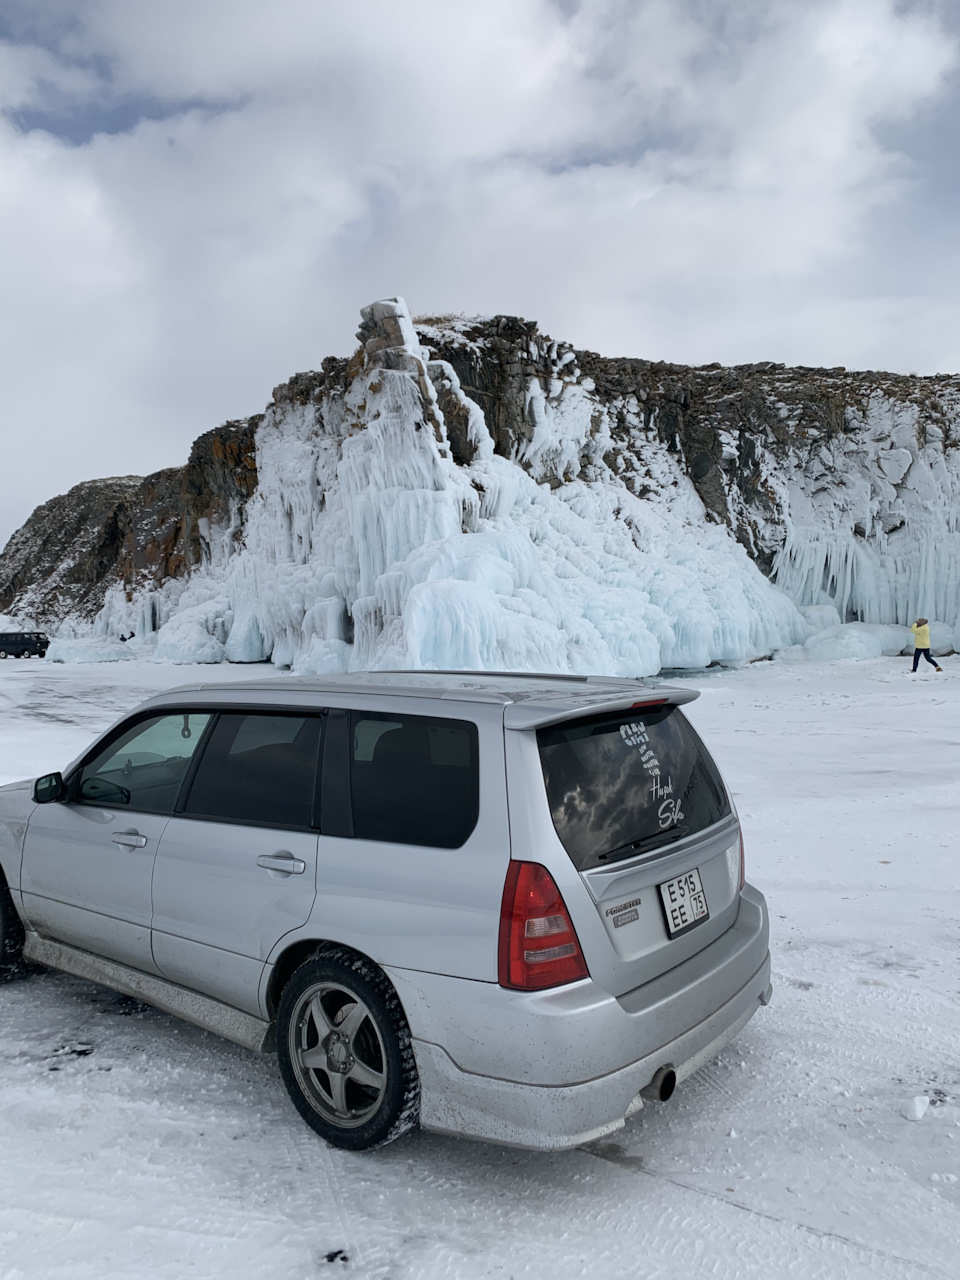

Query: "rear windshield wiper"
<box><xmin>597</xmin><ymin>826</ymin><xmax>684</xmax><ymax>863</ymax></box>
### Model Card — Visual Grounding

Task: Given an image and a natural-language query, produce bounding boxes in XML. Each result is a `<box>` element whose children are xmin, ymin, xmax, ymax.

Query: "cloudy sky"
<box><xmin>1</xmin><ymin>0</ymin><xmax>958</xmax><ymax>547</ymax></box>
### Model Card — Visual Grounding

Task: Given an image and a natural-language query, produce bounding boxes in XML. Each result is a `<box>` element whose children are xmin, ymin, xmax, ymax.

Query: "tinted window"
<box><xmin>538</xmin><ymin>706</ymin><xmax>730</xmax><ymax>870</ymax></box>
<box><xmin>183</xmin><ymin>713</ymin><xmax>322</xmax><ymax>829</ymax></box>
<box><xmin>77</xmin><ymin>712</ymin><xmax>212</xmax><ymax>814</ymax></box>
<box><xmin>350</xmin><ymin>712</ymin><xmax>479</xmax><ymax>848</ymax></box>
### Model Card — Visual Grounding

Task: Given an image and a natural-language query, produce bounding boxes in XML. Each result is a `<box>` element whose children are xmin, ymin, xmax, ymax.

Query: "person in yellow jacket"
<box><xmin>910</xmin><ymin>618</ymin><xmax>942</xmax><ymax>673</ymax></box>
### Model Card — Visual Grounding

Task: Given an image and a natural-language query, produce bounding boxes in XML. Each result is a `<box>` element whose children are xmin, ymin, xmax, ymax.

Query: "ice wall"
<box><xmin>771</xmin><ymin>394</ymin><xmax>960</xmax><ymax>625</ymax></box>
<box><xmin>100</xmin><ymin>298</ymin><xmax>809</xmax><ymax>675</ymax></box>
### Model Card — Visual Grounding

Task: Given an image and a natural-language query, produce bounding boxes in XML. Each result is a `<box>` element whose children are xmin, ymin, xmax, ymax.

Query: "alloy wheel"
<box><xmin>288</xmin><ymin>981</ymin><xmax>388</xmax><ymax>1128</ymax></box>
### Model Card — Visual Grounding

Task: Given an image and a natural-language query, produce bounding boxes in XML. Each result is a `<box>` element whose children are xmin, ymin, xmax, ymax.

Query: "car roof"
<box><xmin>144</xmin><ymin>670</ymin><xmax>699</xmax><ymax>730</ymax></box>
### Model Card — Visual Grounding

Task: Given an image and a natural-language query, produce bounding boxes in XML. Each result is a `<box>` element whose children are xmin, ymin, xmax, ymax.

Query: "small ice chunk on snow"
<box><xmin>902</xmin><ymin>1096</ymin><xmax>930</xmax><ymax>1122</ymax></box>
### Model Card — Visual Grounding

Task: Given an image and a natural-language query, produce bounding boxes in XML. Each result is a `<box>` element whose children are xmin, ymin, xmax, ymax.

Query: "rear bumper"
<box><xmin>387</xmin><ymin>884</ymin><xmax>771</xmax><ymax>1150</ymax></box>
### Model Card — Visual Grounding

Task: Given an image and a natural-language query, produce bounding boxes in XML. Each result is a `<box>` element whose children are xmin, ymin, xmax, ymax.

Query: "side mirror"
<box><xmin>33</xmin><ymin>772</ymin><xmax>65</xmax><ymax>804</ymax></box>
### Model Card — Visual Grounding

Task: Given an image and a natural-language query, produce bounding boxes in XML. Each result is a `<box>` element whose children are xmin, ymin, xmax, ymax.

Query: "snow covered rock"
<box><xmin>928</xmin><ymin>621</ymin><xmax>955</xmax><ymax>656</ymax></box>
<box><xmin>853</xmin><ymin>622</ymin><xmax>913</xmax><ymax>656</ymax></box>
<box><xmin>799</xmin><ymin>604</ymin><xmax>842</xmax><ymax>633</ymax></box>
<box><xmin>5</xmin><ymin>298</ymin><xmax>960</xmax><ymax>673</ymax></box>
<box><xmin>154</xmin><ymin>589</ymin><xmax>231</xmax><ymax>665</ymax></box>
<box><xmin>86</xmin><ymin>296</ymin><xmax>805</xmax><ymax>676</ymax></box>
<box><xmin>803</xmin><ymin>624</ymin><xmax>884</xmax><ymax>661</ymax></box>
<box><xmin>0</xmin><ymin>423</ymin><xmax>257</xmax><ymax>629</ymax></box>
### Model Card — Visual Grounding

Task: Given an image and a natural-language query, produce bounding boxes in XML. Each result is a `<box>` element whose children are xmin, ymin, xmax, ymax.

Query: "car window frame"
<box><xmin>326</xmin><ymin>706</ymin><xmax>481</xmax><ymax>850</ymax></box>
<box><xmin>175</xmin><ymin>706</ymin><xmax>327</xmax><ymax>835</ymax></box>
<box><xmin>67</xmin><ymin>707</ymin><xmax>220</xmax><ymax>817</ymax></box>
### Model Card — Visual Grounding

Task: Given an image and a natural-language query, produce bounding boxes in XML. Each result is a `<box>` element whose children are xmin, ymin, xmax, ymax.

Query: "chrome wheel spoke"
<box><xmin>337</xmin><ymin>999</ymin><xmax>367</xmax><ymax>1045</ymax></box>
<box><xmin>326</xmin><ymin>1069</ymin><xmax>348</xmax><ymax>1115</ymax></box>
<box><xmin>300</xmin><ymin>1045</ymin><xmax>327</xmax><ymax>1070</ymax></box>
<box><xmin>347</xmin><ymin>1058</ymin><xmax>385</xmax><ymax>1092</ymax></box>
<box><xmin>308</xmin><ymin>994</ymin><xmax>334</xmax><ymax>1038</ymax></box>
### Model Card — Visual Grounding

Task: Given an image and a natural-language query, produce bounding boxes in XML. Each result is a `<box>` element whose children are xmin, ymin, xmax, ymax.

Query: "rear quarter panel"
<box><xmin>267</xmin><ymin>696</ymin><xmax>511</xmax><ymax>984</ymax></box>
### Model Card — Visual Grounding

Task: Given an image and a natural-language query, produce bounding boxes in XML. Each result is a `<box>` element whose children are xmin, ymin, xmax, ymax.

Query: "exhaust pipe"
<box><xmin>640</xmin><ymin>1065</ymin><xmax>677</xmax><ymax>1103</ymax></box>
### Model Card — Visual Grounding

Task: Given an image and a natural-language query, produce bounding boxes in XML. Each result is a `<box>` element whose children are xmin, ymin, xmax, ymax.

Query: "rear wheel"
<box><xmin>0</xmin><ymin>878</ymin><xmax>27</xmax><ymax>981</ymax></box>
<box><xmin>0</xmin><ymin>651</ymin><xmax>7</xmax><ymax>659</ymax></box>
<box><xmin>277</xmin><ymin>951</ymin><xmax>419</xmax><ymax>1151</ymax></box>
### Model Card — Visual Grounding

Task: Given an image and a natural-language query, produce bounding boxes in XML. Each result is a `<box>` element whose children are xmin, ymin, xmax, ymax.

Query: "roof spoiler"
<box><xmin>503</xmin><ymin>687</ymin><xmax>699</xmax><ymax>731</ymax></box>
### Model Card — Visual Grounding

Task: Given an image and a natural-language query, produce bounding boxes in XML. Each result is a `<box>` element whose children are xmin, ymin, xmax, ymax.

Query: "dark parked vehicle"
<box><xmin>0</xmin><ymin>633</ymin><xmax>49</xmax><ymax>659</ymax></box>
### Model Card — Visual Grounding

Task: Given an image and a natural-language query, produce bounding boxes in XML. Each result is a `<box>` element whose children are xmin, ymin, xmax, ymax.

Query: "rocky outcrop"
<box><xmin>3</xmin><ymin>303</ymin><xmax>959</xmax><ymax>640</ymax></box>
<box><xmin>0</xmin><ymin>475</ymin><xmax>145</xmax><ymax>625</ymax></box>
<box><xmin>419</xmin><ymin>320</ymin><xmax>960</xmax><ymax>575</ymax></box>
<box><xmin>416</xmin><ymin>319</ymin><xmax>960</xmax><ymax>623</ymax></box>
<box><xmin>0</xmin><ymin>419</ymin><xmax>258</xmax><ymax>627</ymax></box>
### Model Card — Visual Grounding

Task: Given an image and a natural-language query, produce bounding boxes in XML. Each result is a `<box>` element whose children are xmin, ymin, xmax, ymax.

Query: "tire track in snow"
<box><xmin>585</xmin><ymin>1147</ymin><xmax>951</xmax><ymax>1280</ymax></box>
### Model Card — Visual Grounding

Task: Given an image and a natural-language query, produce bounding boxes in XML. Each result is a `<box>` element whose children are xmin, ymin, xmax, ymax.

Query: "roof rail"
<box><xmin>378</xmin><ymin>670</ymin><xmax>646</xmax><ymax>684</ymax></box>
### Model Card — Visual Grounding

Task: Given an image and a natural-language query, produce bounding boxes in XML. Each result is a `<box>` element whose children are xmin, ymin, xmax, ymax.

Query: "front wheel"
<box><xmin>277</xmin><ymin>952</ymin><xmax>419</xmax><ymax>1151</ymax></box>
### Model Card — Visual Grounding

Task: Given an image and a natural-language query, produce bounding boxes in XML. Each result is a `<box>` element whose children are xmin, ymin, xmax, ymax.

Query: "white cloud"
<box><xmin>0</xmin><ymin>0</ymin><xmax>956</xmax><ymax>545</ymax></box>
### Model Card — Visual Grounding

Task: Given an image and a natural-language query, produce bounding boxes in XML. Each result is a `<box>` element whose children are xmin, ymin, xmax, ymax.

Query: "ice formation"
<box><xmin>771</xmin><ymin>392</ymin><xmax>960</xmax><ymax>642</ymax></box>
<box><xmin>87</xmin><ymin>298</ymin><xmax>811</xmax><ymax>675</ymax></box>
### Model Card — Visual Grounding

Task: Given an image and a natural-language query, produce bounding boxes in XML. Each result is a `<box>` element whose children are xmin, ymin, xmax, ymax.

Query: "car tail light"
<box><xmin>738</xmin><ymin>830</ymin><xmax>745</xmax><ymax>890</ymax></box>
<box><xmin>498</xmin><ymin>861</ymin><xmax>589</xmax><ymax>990</ymax></box>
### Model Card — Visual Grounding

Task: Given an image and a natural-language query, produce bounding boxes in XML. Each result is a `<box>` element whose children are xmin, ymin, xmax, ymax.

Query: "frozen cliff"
<box><xmin>3</xmin><ymin>298</ymin><xmax>959</xmax><ymax>673</ymax></box>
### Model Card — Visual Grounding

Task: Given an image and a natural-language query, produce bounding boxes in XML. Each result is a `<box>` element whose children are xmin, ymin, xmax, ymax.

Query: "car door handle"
<box><xmin>257</xmin><ymin>853</ymin><xmax>306</xmax><ymax>876</ymax></box>
<box><xmin>111</xmin><ymin>830</ymin><xmax>148</xmax><ymax>849</ymax></box>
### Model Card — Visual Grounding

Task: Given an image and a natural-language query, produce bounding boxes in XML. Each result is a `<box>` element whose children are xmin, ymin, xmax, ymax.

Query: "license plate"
<box><xmin>658</xmin><ymin>867</ymin><xmax>709</xmax><ymax>937</ymax></box>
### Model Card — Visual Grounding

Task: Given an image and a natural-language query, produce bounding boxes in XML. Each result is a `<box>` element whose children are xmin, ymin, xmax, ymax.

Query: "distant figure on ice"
<box><xmin>909</xmin><ymin>618</ymin><xmax>942</xmax><ymax>673</ymax></box>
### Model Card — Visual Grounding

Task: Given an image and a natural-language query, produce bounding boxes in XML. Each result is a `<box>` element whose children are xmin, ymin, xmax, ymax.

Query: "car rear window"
<box><xmin>537</xmin><ymin>705</ymin><xmax>730</xmax><ymax>870</ymax></box>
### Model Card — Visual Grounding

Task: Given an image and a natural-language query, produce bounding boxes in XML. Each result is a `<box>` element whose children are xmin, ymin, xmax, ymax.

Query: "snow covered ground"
<box><xmin>0</xmin><ymin>656</ymin><xmax>958</xmax><ymax>1280</ymax></box>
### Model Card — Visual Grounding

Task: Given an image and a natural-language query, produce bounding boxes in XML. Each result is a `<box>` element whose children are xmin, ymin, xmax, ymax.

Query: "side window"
<box><xmin>183</xmin><ymin>713</ymin><xmax>323</xmax><ymax>829</ymax></box>
<box><xmin>349</xmin><ymin>712</ymin><xmax>479</xmax><ymax>848</ymax></box>
<box><xmin>76</xmin><ymin>712</ymin><xmax>212</xmax><ymax>814</ymax></box>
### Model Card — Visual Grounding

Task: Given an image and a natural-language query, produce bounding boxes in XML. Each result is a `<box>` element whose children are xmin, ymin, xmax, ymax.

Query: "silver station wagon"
<box><xmin>0</xmin><ymin>672</ymin><xmax>771</xmax><ymax>1151</ymax></box>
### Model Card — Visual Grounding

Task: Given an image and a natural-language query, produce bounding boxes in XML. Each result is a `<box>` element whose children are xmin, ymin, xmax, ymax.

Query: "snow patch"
<box><xmin>47</xmin><ymin>637</ymin><xmax>142</xmax><ymax>664</ymax></box>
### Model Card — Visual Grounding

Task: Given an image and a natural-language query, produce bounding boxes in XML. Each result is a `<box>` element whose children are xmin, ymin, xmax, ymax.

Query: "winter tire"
<box><xmin>0</xmin><ymin>877</ymin><xmax>27</xmax><ymax>982</ymax></box>
<box><xmin>277</xmin><ymin>951</ymin><xmax>419</xmax><ymax>1151</ymax></box>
